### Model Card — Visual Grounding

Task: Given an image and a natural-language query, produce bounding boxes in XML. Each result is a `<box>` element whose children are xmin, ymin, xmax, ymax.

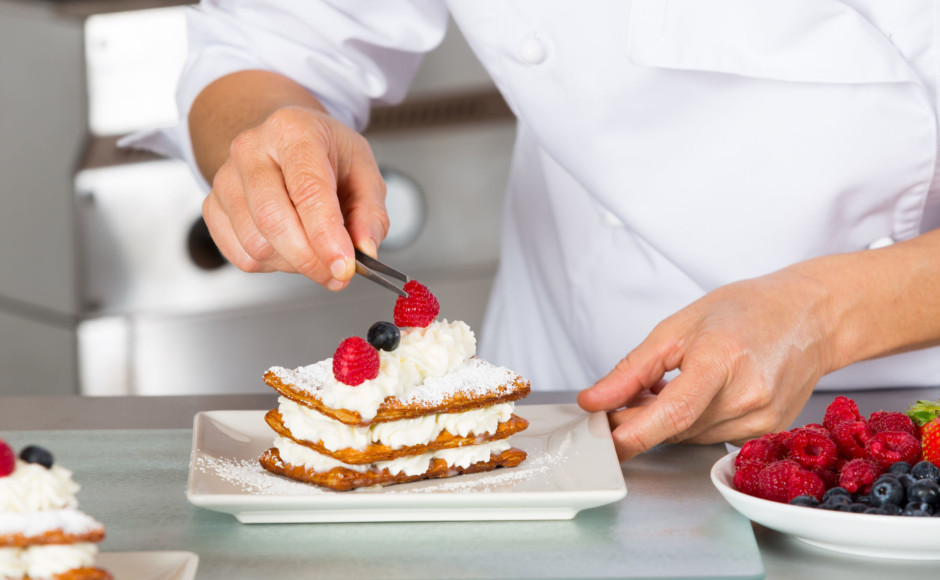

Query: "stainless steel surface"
<box><xmin>0</xmin><ymin>394</ymin><xmax>765</xmax><ymax>580</ymax></box>
<box><xmin>0</xmin><ymin>2</ymin><xmax>87</xmax><ymax>395</ymax></box>
<box><xmin>354</xmin><ymin>249</ymin><xmax>410</xmax><ymax>297</ymax></box>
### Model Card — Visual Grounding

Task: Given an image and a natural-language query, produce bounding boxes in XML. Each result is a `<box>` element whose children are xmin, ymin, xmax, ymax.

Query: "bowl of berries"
<box><xmin>710</xmin><ymin>396</ymin><xmax>940</xmax><ymax>559</ymax></box>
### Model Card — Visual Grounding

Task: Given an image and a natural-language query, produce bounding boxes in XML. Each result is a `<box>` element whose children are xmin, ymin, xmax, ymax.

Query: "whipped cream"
<box><xmin>0</xmin><ymin>508</ymin><xmax>103</xmax><ymax>538</ymax></box>
<box><xmin>279</xmin><ymin>396</ymin><xmax>514</xmax><ymax>451</ymax></box>
<box><xmin>0</xmin><ymin>461</ymin><xmax>79</xmax><ymax>513</ymax></box>
<box><xmin>270</xmin><ymin>320</ymin><xmax>480</xmax><ymax>420</ymax></box>
<box><xmin>275</xmin><ymin>437</ymin><xmax>512</xmax><ymax>478</ymax></box>
<box><xmin>0</xmin><ymin>543</ymin><xmax>97</xmax><ymax>579</ymax></box>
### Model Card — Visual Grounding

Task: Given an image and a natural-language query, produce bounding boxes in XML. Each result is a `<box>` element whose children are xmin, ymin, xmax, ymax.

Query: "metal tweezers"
<box><xmin>354</xmin><ymin>249</ymin><xmax>410</xmax><ymax>297</ymax></box>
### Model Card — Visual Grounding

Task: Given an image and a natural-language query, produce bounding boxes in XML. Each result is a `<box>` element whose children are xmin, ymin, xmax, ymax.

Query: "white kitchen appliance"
<box><xmin>0</xmin><ymin>2</ymin><xmax>516</xmax><ymax>395</ymax></box>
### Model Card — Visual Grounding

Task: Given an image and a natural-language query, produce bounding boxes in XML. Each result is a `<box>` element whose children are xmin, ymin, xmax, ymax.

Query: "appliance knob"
<box><xmin>187</xmin><ymin>216</ymin><xmax>228</xmax><ymax>270</ymax></box>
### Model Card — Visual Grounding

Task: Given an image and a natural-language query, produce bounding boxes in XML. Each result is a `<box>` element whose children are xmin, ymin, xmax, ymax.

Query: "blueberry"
<box><xmin>888</xmin><ymin>461</ymin><xmax>913</xmax><ymax>475</ymax></box>
<box><xmin>897</xmin><ymin>473</ymin><xmax>917</xmax><ymax>491</ymax></box>
<box><xmin>822</xmin><ymin>487</ymin><xmax>851</xmax><ymax>502</ymax></box>
<box><xmin>789</xmin><ymin>495</ymin><xmax>819</xmax><ymax>508</ymax></box>
<box><xmin>822</xmin><ymin>494</ymin><xmax>852</xmax><ymax>508</ymax></box>
<box><xmin>870</xmin><ymin>477</ymin><xmax>906</xmax><ymax>507</ymax></box>
<box><xmin>367</xmin><ymin>321</ymin><xmax>400</xmax><ymax>352</ymax></box>
<box><xmin>902</xmin><ymin>508</ymin><xmax>932</xmax><ymax>517</ymax></box>
<box><xmin>904</xmin><ymin>501</ymin><xmax>934</xmax><ymax>515</ymax></box>
<box><xmin>864</xmin><ymin>507</ymin><xmax>889</xmax><ymax>515</ymax></box>
<box><xmin>908</xmin><ymin>479</ymin><xmax>940</xmax><ymax>507</ymax></box>
<box><xmin>844</xmin><ymin>503</ymin><xmax>869</xmax><ymax>513</ymax></box>
<box><xmin>881</xmin><ymin>503</ymin><xmax>903</xmax><ymax>515</ymax></box>
<box><xmin>911</xmin><ymin>461</ymin><xmax>940</xmax><ymax>483</ymax></box>
<box><xmin>854</xmin><ymin>494</ymin><xmax>873</xmax><ymax>506</ymax></box>
<box><xmin>18</xmin><ymin>445</ymin><xmax>53</xmax><ymax>468</ymax></box>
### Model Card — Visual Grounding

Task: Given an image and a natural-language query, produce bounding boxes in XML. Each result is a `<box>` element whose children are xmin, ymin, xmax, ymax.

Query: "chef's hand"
<box><xmin>577</xmin><ymin>267</ymin><xmax>836</xmax><ymax>462</ymax></box>
<box><xmin>190</xmin><ymin>70</ymin><xmax>388</xmax><ymax>291</ymax></box>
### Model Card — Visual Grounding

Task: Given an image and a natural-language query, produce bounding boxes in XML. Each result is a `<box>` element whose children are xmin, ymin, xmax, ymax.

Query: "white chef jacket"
<box><xmin>138</xmin><ymin>0</ymin><xmax>940</xmax><ymax>392</ymax></box>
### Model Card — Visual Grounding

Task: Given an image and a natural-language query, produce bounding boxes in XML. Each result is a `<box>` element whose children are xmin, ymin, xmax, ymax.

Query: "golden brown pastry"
<box><xmin>260</xmin><ymin>446</ymin><xmax>528</xmax><ymax>492</ymax></box>
<box><xmin>264</xmin><ymin>408</ymin><xmax>529</xmax><ymax>464</ymax></box>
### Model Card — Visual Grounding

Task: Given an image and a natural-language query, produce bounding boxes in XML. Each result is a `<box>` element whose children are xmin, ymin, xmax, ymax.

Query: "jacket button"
<box><xmin>867</xmin><ymin>236</ymin><xmax>894</xmax><ymax>249</ymax></box>
<box><xmin>519</xmin><ymin>37</ymin><xmax>546</xmax><ymax>64</ymax></box>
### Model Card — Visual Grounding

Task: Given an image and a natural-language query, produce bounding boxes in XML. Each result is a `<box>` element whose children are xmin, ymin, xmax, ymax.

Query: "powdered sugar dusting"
<box><xmin>191</xmin><ymin>449</ymin><xmax>558</xmax><ymax>496</ymax></box>
<box><xmin>191</xmin><ymin>455</ymin><xmax>330</xmax><ymax>496</ymax></box>
<box><xmin>387</xmin><ymin>451</ymin><xmax>561</xmax><ymax>494</ymax></box>
<box><xmin>271</xmin><ymin>362</ymin><xmax>330</xmax><ymax>399</ymax></box>
<box><xmin>396</xmin><ymin>358</ymin><xmax>517</xmax><ymax>406</ymax></box>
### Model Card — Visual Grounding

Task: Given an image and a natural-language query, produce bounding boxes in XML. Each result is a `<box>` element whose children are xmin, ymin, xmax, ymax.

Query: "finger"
<box><xmin>232</xmin><ymin>133</ymin><xmax>332</xmax><ymax>285</ymax></box>
<box><xmin>577</xmin><ymin>329</ymin><xmax>679</xmax><ymax>412</ymax></box>
<box><xmin>276</xmin><ymin>124</ymin><xmax>356</xmax><ymax>285</ymax></box>
<box><xmin>202</xmin><ymin>188</ymin><xmax>275</xmax><ymax>273</ymax></box>
<box><xmin>609</xmin><ymin>365</ymin><xmax>725</xmax><ymax>461</ymax></box>
<box><xmin>336</xmin><ymin>138</ymin><xmax>389</xmax><ymax>258</ymax></box>
<box><xmin>210</xmin><ymin>163</ymin><xmax>292</xmax><ymax>272</ymax></box>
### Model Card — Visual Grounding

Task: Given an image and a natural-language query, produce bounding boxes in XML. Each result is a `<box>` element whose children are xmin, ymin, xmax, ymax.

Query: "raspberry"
<box><xmin>868</xmin><ymin>411</ymin><xmax>916</xmax><ymax>437</ymax></box>
<box><xmin>734</xmin><ymin>436</ymin><xmax>787</xmax><ymax>469</ymax></box>
<box><xmin>802</xmin><ymin>423</ymin><xmax>830</xmax><ymax>437</ymax></box>
<box><xmin>331</xmin><ymin>336</ymin><xmax>380</xmax><ymax>386</ymax></box>
<box><xmin>393</xmin><ymin>280</ymin><xmax>440</xmax><ymax>328</ymax></box>
<box><xmin>839</xmin><ymin>458</ymin><xmax>884</xmax><ymax>495</ymax></box>
<box><xmin>757</xmin><ymin>460</ymin><xmax>802</xmax><ymax>503</ymax></box>
<box><xmin>786</xmin><ymin>428</ymin><xmax>838</xmax><ymax>470</ymax></box>
<box><xmin>733</xmin><ymin>464</ymin><xmax>762</xmax><ymax>497</ymax></box>
<box><xmin>787</xmin><ymin>469</ymin><xmax>826</xmax><ymax>502</ymax></box>
<box><xmin>813</xmin><ymin>467</ymin><xmax>840</xmax><ymax>490</ymax></box>
<box><xmin>831</xmin><ymin>420</ymin><xmax>873</xmax><ymax>459</ymax></box>
<box><xmin>867</xmin><ymin>431</ymin><xmax>922</xmax><ymax>469</ymax></box>
<box><xmin>823</xmin><ymin>396</ymin><xmax>862</xmax><ymax>432</ymax></box>
<box><xmin>0</xmin><ymin>439</ymin><xmax>14</xmax><ymax>477</ymax></box>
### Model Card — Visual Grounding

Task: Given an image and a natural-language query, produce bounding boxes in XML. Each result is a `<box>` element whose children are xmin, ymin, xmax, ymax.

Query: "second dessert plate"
<box><xmin>186</xmin><ymin>403</ymin><xmax>626</xmax><ymax>523</ymax></box>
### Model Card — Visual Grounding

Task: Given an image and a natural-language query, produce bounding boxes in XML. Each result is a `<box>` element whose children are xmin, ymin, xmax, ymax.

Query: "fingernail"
<box><xmin>361</xmin><ymin>238</ymin><xmax>377</xmax><ymax>258</ymax></box>
<box><xmin>326</xmin><ymin>278</ymin><xmax>344</xmax><ymax>291</ymax></box>
<box><xmin>330</xmin><ymin>258</ymin><xmax>347</xmax><ymax>279</ymax></box>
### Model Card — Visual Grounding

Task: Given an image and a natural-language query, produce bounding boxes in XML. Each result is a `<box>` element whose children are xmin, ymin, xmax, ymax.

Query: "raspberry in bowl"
<box><xmin>710</xmin><ymin>395</ymin><xmax>940</xmax><ymax>559</ymax></box>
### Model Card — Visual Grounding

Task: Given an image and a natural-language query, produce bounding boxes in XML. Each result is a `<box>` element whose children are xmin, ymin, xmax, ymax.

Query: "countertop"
<box><xmin>2</xmin><ymin>388</ymin><xmax>939</xmax><ymax>579</ymax></box>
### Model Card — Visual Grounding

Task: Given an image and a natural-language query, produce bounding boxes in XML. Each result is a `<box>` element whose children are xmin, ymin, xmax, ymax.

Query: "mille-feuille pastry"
<box><xmin>0</xmin><ymin>441</ymin><xmax>111</xmax><ymax>580</ymax></box>
<box><xmin>259</xmin><ymin>280</ymin><xmax>530</xmax><ymax>491</ymax></box>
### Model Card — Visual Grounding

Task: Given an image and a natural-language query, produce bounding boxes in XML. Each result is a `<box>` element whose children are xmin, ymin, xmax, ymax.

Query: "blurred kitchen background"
<box><xmin>0</xmin><ymin>1</ymin><xmax>516</xmax><ymax>396</ymax></box>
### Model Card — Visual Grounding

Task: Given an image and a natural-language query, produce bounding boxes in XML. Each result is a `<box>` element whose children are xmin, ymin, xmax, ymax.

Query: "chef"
<box><xmin>131</xmin><ymin>0</ymin><xmax>940</xmax><ymax>461</ymax></box>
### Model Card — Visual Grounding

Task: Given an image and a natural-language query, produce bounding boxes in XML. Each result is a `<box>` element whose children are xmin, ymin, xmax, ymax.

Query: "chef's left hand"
<box><xmin>577</xmin><ymin>267</ymin><xmax>837</xmax><ymax>462</ymax></box>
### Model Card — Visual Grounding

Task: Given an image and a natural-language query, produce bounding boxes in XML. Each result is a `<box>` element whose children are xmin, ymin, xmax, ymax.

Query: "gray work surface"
<box><xmin>0</xmin><ymin>428</ymin><xmax>762</xmax><ymax>580</ymax></box>
<box><xmin>3</xmin><ymin>388</ymin><xmax>940</xmax><ymax>579</ymax></box>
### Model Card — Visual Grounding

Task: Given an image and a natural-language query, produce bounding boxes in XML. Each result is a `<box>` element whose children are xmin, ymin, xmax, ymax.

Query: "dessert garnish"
<box><xmin>367</xmin><ymin>321</ymin><xmax>400</xmax><ymax>352</ymax></box>
<box><xmin>393</xmin><ymin>280</ymin><xmax>439</xmax><ymax>327</ymax></box>
<box><xmin>331</xmin><ymin>336</ymin><xmax>380</xmax><ymax>386</ymax></box>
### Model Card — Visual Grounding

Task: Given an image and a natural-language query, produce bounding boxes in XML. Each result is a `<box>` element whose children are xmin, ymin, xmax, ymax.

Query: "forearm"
<box><xmin>188</xmin><ymin>69</ymin><xmax>328</xmax><ymax>183</ymax></box>
<box><xmin>805</xmin><ymin>228</ymin><xmax>940</xmax><ymax>371</ymax></box>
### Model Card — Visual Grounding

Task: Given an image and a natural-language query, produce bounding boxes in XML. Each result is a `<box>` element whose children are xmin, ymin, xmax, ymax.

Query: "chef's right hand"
<box><xmin>201</xmin><ymin>105</ymin><xmax>388</xmax><ymax>291</ymax></box>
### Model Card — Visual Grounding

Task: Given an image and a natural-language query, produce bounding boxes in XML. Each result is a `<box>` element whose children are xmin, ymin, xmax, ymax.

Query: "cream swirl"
<box><xmin>270</xmin><ymin>320</ymin><xmax>476</xmax><ymax>420</ymax></box>
<box><xmin>278</xmin><ymin>397</ymin><xmax>513</xmax><ymax>451</ymax></box>
<box><xmin>275</xmin><ymin>436</ymin><xmax>511</xmax><ymax>478</ymax></box>
<box><xmin>0</xmin><ymin>461</ymin><xmax>79</xmax><ymax>513</ymax></box>
<box><xmin>22</xmin><ymin>543</ymin><xmax>97</xmax><ymax>578</ymax></box>
<box><xmin>0</xmin><ymin>547</ymin><xmax>26</xmax><ymax>579</ymax></box>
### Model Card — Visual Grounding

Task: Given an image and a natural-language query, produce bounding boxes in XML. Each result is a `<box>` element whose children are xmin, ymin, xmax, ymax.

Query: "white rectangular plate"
<box><xmin>97</xmin><ymin>551</ymin><xmax>198</xmax><ymax>580</ymax></box>
<box><xmin>187</xmin><ymin>404</ymin><xmax>626</xmax><ymax>523</ymax></box>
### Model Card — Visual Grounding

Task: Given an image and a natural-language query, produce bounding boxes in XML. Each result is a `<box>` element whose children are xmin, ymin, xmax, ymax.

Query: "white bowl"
<box><xmin>711</xmin><ymin>450</ymin><xmax>940</xmax><ymax>559</ymax></box>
